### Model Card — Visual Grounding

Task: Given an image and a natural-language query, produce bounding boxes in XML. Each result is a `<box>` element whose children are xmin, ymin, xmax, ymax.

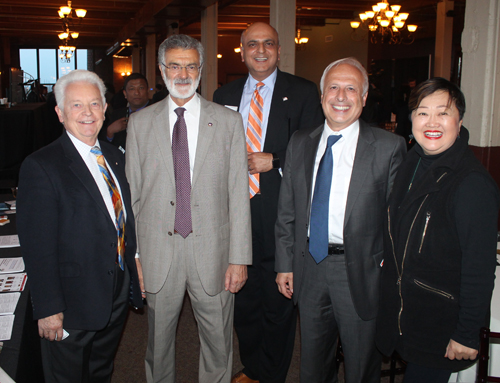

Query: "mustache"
<box><xmin>174</xmin><ymin>78</ymin><xmax>192</xmax><ymax>85</ymax></box>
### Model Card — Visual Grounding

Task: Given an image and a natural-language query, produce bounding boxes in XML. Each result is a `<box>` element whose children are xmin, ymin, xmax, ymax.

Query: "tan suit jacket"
<box><xmin>125</xmin><ymin>94</ymin><xmax>252</xmax><ymax>296</ymax></box>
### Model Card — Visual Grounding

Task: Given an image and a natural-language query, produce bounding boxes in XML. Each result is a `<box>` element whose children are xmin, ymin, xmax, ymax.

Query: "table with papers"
<box><xmin>0</xmin><ymin>194</ymin><xmax>43</xmax><ymax>382</ymax></box>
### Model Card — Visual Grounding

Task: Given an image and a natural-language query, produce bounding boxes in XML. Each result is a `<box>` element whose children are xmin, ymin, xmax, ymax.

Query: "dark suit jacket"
<box><xmin>17</xmin><ymin>132</ymin><xmax>143</xmax><ymax>331</ymax></box>
<box><xmin>275</xmin><ymin>120</ymin><xmax>406</xmax><ymax>320</ymax></box>
<box><xmin>213</xmin><ymin>69</ymin><xmax>324</xmax><ymax>219</ymax></box>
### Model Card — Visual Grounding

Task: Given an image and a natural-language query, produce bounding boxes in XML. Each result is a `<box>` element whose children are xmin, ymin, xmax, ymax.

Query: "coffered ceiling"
<box><xmin>0</xmin><ymin>0</ymin><xmax>466</xmax><ymax>50</ymax></box>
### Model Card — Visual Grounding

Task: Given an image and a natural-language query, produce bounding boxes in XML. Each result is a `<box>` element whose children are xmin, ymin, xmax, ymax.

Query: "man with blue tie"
<box><xmin>275</xmin><ymin>58</ymin><xmax>406</xmax><ymax>383</ymax></box>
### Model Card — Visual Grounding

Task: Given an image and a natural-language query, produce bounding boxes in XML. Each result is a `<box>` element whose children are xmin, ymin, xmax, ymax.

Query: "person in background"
<box><xmin>213</xmin><ymin>22</ymin><xmax>324</xmax><ymax>383</ymax></box>
<box><xmin>275</xmin><ymin>57</ymin><xmax>406</xmax><ymax>383</ymax></box>
<box><xmin>99</xmin><ymin>73</ymin><xmax>151</xmax><ymax>152</ymax></box>
<box><xmin>152</xmin><ymin>83</ymin><xmax>169</xmax><ymax>103</ymax></box>
<box><xmin>377</xmin><ymin>77</ymin><xmax>499</xmax><ymax>383</ymax></box>
<box><xmin>17</xmin><ymin>69</ymin><xmax>143</xmax><ymax>382</ymax></box>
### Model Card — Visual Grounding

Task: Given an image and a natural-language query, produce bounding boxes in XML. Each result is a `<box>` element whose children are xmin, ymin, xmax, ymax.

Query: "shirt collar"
<box><xmin>322</xmin><ymin>119</ymin><xmax>359</xmax><ymax>141</ymax></box>
<box><xmin>129</xmin><ymin>100</ymin><xmax>149</xmax><ymax>115</ymax></box>
<box><xmin>248</xmin><ymin>68</ymin><xmax>278</xmax><ymax>90</ymax></box>
<box><xmin>66</xmin><ymin>130</ymin><xmax>100</xmax><ymax>155</ymax></box>
<box><xmin>168</xmin><ymin>93</ymin><xmax>200</xmax><ymax>116</ymax></box>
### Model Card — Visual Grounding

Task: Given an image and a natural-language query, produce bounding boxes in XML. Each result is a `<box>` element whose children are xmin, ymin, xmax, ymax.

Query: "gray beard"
<box><xmin>163</xmin><ymin>73</ymin><xmax>201</xmax><ymax>100</ymax></box>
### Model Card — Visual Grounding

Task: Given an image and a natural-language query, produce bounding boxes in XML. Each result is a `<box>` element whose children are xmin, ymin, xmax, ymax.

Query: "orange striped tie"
<box><xmin>247</xmin><ymin>81</ymin><xmax>265</xmax><ymax>198</ymax></box>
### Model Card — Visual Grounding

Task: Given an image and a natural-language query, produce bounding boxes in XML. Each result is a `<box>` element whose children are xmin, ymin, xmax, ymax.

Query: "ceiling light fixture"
<box><xmin>350</xmin><ymin>0</ymin><xmax>418</xmax><ymax>44</ymax></box>
<box><xmin>57</xmin><ymin>1</ymin><xmax>86</xmax><ymax>62</ymax></box>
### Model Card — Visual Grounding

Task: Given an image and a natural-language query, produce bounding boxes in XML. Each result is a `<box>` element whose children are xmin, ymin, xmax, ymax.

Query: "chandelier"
<box><xmin>57</xmin><ymin>1</ymin><xmax>87</xmax><ymax>62</ymax></box>
<box><xmin>350</xmin><ymin>0</ymin><xmax>418</xmax><ymax>44</ymax></box>
<box><xmin>295</xmin><ymin>29</ymin><xmax>309</xmax><ymax>45</ymax></box>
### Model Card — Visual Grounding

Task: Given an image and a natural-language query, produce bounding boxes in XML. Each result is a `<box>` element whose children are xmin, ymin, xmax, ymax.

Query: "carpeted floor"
<box><xmin>111</xmin><ymin>295</ymin><xmax>404</xmax><ymax>382</ymax></box>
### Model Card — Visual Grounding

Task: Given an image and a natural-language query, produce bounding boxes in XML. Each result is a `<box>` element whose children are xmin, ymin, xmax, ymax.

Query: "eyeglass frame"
<box><xmin>160</xmin><ymin>62</ymin><xmax>203</xmax><ymax>74</ymax></box>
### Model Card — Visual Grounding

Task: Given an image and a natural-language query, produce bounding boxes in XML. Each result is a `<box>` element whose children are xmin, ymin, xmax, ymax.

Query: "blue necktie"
<box><xmin>309</xmin><ymin>134</ymin><xmax>342</xmax><ymax>264</ymax></box>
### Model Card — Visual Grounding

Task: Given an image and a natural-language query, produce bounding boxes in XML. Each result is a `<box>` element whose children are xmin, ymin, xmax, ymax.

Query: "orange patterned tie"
<box><xmin>247</xmin><ymin>81</ymin><xmax>265</xmax><ymax>198</ymax></box>
<box><xmin>91</xmin><ymin>146</ymin><xmax>125</xmax><ymax>270</ymax></box>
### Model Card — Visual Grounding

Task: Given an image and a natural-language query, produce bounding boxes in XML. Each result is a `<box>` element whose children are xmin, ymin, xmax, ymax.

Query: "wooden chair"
<box><xmin>476</xmin><ymin>327</ymin><xmax>500</xmax><ymax>383</ymax></box>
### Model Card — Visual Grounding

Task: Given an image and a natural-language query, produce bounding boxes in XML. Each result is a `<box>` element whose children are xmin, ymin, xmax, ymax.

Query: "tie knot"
<box><xmin>90</xmin><ymin>146</ymin><xmax>103</xmax><ymax>156</ymax></box>
<box><xmin>175</xmin><ymin>107</ymin><xmax>186</xmax><ymax>117</ymax></box>
<box><xmin>256</xmin><ymin>82</ymin><xmax>265</xmax><ymax>90</ymax></box>
<box><xmin>326</xmin><ymin>134</ymin><xmax>342</xmax><ymax>149</ymax></box>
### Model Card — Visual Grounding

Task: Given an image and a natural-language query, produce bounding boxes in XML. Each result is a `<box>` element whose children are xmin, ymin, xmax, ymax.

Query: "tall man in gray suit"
<box><xmin>275</xmin><ymin>58</ymin><xmax>406</xmax><ymax>383</ymax></box>
<box><xmin>125</xmin><ymin>34</ymin><xmax>252</xmax><ymax>383</ymax></box>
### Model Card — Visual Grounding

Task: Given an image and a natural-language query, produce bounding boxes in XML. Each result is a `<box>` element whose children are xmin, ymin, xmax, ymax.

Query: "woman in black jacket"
<box><xmin>376</xmin><ymin>78</ymin><xmax>499</xmax><ymax>383</ymax></box>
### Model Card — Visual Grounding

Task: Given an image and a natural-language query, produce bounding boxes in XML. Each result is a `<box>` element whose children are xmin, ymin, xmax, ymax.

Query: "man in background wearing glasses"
<box><xmin>125</xmin><ymin>34</ymin><xmax>252</xmax><ymax>383</ymax></box>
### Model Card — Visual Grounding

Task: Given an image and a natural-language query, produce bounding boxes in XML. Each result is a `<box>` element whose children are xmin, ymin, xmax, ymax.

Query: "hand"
<box><xmin>224</xmin><ymin>264</ymin><xmax>248</xmax><ymax>293</ymax></box>
<box><xmin>248</xmin><ymin>152</ymin><xmax>273</xmax><ymax>174</ymax></box>
<box><xmin>38</xmin><ymin>312</ymin><xmax>64</xmax><ymax>341</ymax></box>
<box><xmin>135</xmin><ymin>258</ymin><xmax>146</xmax><ymax>299</ymax></box>
<box><xmin>106</xmin><ymin>117</ymin><xmax>128</xmax><ymax>138</ymax></box>
<box><xmin>445</xmin><ymin>339</ymin><xmax>478</xmax><ymax>360</ymax></box>
<box><xmin>276</xmin><ymin>272</ymin><xmax>294</xmax><ymax>299</ymax></box>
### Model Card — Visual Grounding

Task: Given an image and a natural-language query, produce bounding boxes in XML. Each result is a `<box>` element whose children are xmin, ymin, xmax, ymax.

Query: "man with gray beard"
<box><xmin>125</xmin><ymin>34</ymin><xmax>252</xmax><ymax>383</ymax></box>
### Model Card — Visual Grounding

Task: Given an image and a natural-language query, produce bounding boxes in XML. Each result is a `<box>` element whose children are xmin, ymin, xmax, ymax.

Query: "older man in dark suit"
<box><xmin>17</xmin><ymin>69</ymin><xmax>143</xmax><ymax>383</ymax></box>
<box><xmin>275</xmin><ymin>58</ymin><xmax>406</xmax><ymax>383</ymax></box>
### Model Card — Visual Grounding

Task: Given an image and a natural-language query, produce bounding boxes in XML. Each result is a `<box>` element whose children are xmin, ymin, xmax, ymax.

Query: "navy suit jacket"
<box><xmin>17</xmin><ymin>132</ymin><xmax>142</xmax><ymax>331</ymax></box>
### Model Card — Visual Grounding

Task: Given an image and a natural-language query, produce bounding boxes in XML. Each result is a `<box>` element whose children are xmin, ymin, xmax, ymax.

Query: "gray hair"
<box><xmin>54</xmin><ymin>70</ymin><xmax>106</xmax><ymax>111</ymax></box>
<box><xmin>320</xmin><ymin>57</ymin><xmax>369</xmax><ymax>96</ymax></box>
<box><xmin>158</xmin><ymin>34</ymin><xmax>204</xmax><ymax>67</ymax></box>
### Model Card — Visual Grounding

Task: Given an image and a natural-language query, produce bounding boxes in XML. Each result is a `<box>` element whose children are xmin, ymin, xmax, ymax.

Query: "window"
<box><xmin>19</xmin><ymin>48</ymin><xmax>89</xmax><ymax>85</ymax></box>
<box><xmin>77</xmin><ymin>49</ymin><xmax>88</xmax><ymax>70</ymax></box>
<box><xmin>39</xmin><ymin>49</ymin><xmax>57</xmax><ymax>84</ymax></box>
<box><xmin>19</xmin><ymin>49</ymin><xmax>37</xmax><ymax>80</ymax></box>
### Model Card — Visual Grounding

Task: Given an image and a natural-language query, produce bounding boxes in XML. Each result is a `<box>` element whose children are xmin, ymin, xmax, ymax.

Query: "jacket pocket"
<box><xmin>413</xmin><ymin>279</ymin><xmax>455</xmax><ymax>300</ymax></box>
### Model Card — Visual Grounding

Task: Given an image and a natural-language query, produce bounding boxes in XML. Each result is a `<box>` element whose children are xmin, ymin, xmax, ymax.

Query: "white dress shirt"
<box><xmin>67</xmin><ymin>131</ymin><xmax>126</xmax><ymax>227</ymax></box>
<box><xmin>168</xmin><ymin>94</ymin><xmax>201</xmax><ymax>182</ymax></box>
<box><xmin>309</xmin><ymin>120</ymin><xmax>360</xmax><ymax>244</ymax></box>
<box><xmin>238</xmin><ymin>69</ymin><xmax>278</xmax><ymax>144</ymax></box>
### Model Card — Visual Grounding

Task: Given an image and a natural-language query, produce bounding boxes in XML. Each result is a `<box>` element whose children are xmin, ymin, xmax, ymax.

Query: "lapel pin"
<box><xmin>208</xmin><ymin>122</ymin><xmax>213</xmax><ymax>126</ymax></box>
<box><xmin>283</xmin><ymin>97</ymin><xmax>288</xmax><ymax>101</ymax></box>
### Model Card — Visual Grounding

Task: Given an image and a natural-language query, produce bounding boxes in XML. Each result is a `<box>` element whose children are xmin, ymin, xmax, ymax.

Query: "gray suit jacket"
<box><xmin>125</xmin><ymin>95</ymin><xmax>252</xmax><ymax>296</ymax></box>
<box><xmin>275</xmin><ymin>120</ymin><xmax>406</xmax><ymax>320</ymax></box>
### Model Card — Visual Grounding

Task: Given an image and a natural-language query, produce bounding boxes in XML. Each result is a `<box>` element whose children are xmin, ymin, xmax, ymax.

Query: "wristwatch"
<box><xmin>272</xmin><ymin>153</ymin><xmax>280</xmax><ymax>169</ymax></box>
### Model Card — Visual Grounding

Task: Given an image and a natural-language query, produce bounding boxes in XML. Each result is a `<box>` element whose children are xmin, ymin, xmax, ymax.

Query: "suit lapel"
<box><xmin>344</xmin><ymin>121</ymin><xmax>376</xmax><ymax>228</ymax></box>
<box><xmin>305</xmin><ymin>126</ymin><xmax>323</xmax><ymax>220</ymax></box>
<box><xmin>265</xmin><ymin>70</ymin><xmax>290</xmax><ymax>151</ymax></box>
<box><xmin>151</xmin><ymin>99</ymin><xmax>175</xmax><ymax>186</ymax></box>
<box><xmin>192</xmin><ymin>96</ymin><xmax>217</xmax><ymax>189</ymax></box>
<box><xmin>61</xmin><ymin>133</ymin><xmax>114</xmax><ymax>225</ymax></box>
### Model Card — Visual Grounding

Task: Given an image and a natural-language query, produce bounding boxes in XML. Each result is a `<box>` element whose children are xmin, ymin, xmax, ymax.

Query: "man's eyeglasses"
<box><xmin>161</xmin><ymin>63</ymin><xmax>201</xmax><ymax>74</ymax></box>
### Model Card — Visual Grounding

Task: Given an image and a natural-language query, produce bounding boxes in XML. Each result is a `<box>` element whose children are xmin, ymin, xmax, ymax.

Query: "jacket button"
<box><xmin>108</xmin><ymin>270</ymin><xmax>114</xmax><ymax>275</ymax></box>
<box><xmin>168</xmin><ymin>231</ymin><xmax>173</xmax><ymax>236</ymax></box>
<box><xmin>110</xmin><ymin>242</ymin><xmax>116</xmax><ymax>247</ymax></box>
<box><xmin>170</xmin><ymin>201</ymin><xmax>175</xmax><ymax>206</ymax></box>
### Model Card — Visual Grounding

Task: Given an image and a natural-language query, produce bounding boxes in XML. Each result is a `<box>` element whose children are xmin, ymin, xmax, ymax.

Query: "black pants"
<box><xmin>235</xmin><ymin>194</ymin><xmax>297</xmax><ymax>383</ymax></box>
<box><xmin>41</xmin><ymin>265</ymin><xmax>129</xmax><ymax>383</ymax></box>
